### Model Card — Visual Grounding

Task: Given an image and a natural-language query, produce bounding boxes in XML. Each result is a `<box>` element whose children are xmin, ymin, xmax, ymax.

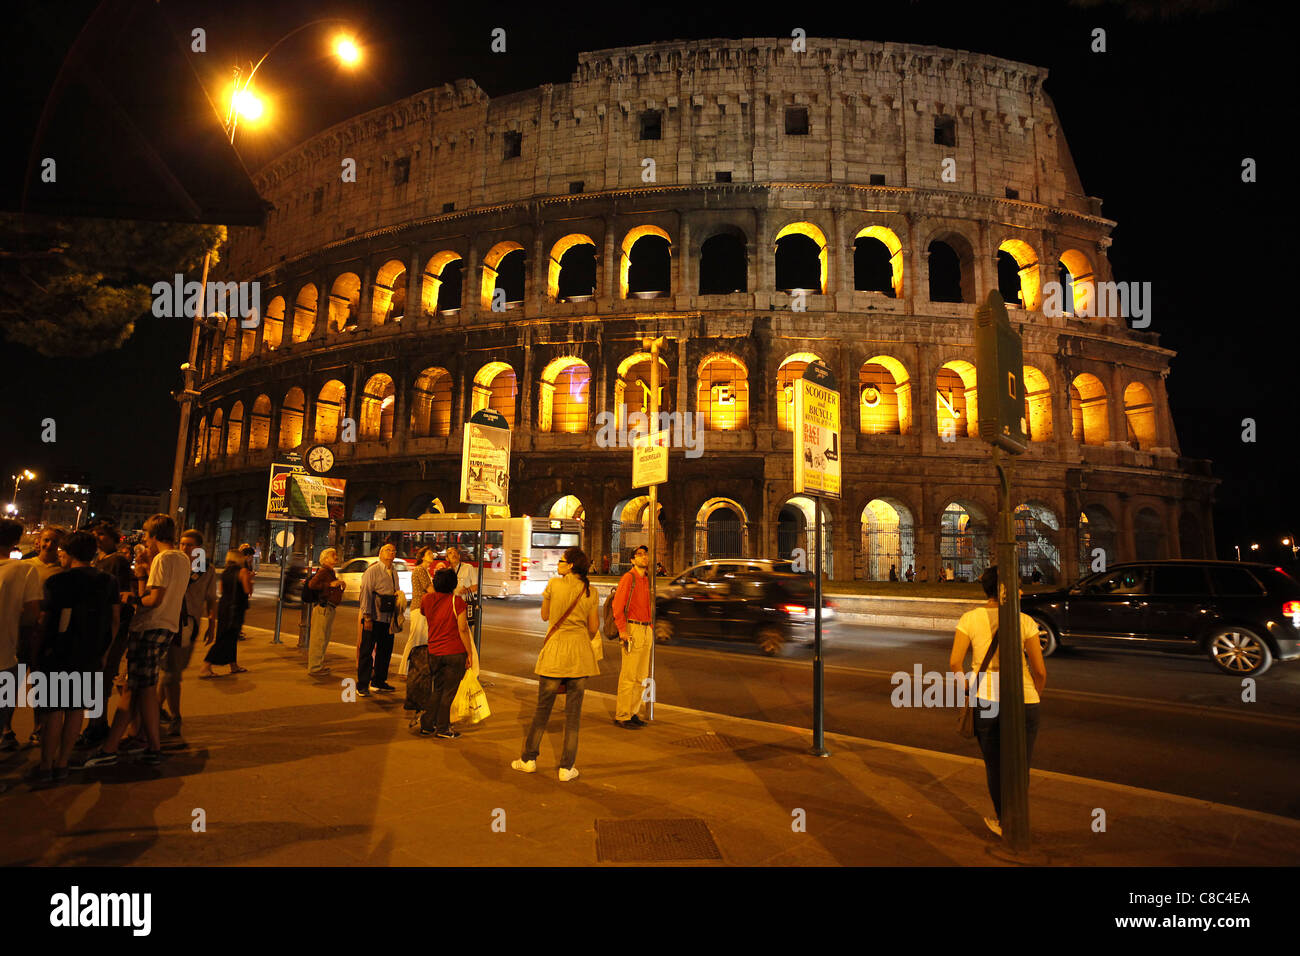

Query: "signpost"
<box><xmin>974</xmin><ymin>290</ymin><xmax>1030</xmax><ymax>852</ymax></box>
<box><xmin>636</xmin><ymin>335</ymin><xmax>667</xmax><ymax>721</ymax></box>
<box><xmin>460</xmin><ymin>408</ymin><xmax>511</xmax><ymax>654</ymax></box>
<box><xmin>792</xmin><ymin>360</ymin><xmax>840</xmax><ymax>757</ymax></box>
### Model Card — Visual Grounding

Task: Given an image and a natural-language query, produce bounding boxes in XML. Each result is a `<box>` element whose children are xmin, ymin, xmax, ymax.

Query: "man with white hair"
<box><xmin>357</xmin><ymin>544</ymin><xmax>399</xmax><ymax>695</ymax></box>
<box><xmin>305</xmin><ymin>548</ymin><xmax>343</xmax><ymax>677</ymax></box>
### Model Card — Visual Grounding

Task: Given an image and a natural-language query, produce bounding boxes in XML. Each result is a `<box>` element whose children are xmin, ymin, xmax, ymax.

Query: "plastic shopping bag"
<box><xmin>450</xmin><ymin>669</ymin><xmax>491</xmax><ymax>724</ymax></box>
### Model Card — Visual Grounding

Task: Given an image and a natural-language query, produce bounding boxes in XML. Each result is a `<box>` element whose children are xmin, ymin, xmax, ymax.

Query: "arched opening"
<box><xmin>549</xmin><ymin>495</ymin><xmax>585</xmax><ymax>521</ymax></box>
<box><xmin>697</xmin><ymin>354</ymin><xmax>749</xmax><ymax>430</ymax></box>
<box><xmin>352</xmin><ymin>497</ymin><xmax>382</xmax><ymax>521</ymax></box>
<box><xmin>1015</xmin><ymin>502</ymin><xmax>1060</xmax><ymax>583</ymax></box>
<box><xmin>860</xmin><ymin>498</ymin><xmax>916</xmax><ymax>581</ymax></box>
<box><xmin>615</xmin><ymin>352</ymin><xmax>672</xmax><ymax>429</ymax></box>
<box><xmin>193</xmin><ymin>415</ymin><xmax>206</xmax><ymax>465</ymax></box>
<box><xmin>410</xmin><ymin>367</ymin><xmax>452</xmax><ymax>438</ymax></box>
<box><xmin>1070</xmin><ymin>373</ymin><xmax>1109</xmax><ymax>445</ymax></box>
<box><xmin>778</xmin><ymin>496</ymin><xmax>833</xmax><ymax>577</ymax></box>
<box><xmin>860</xmin><ymin>355</ymin><xmax>911</xmax><ymax>435</ymax></box>
<box><xmin>279</xmin><ymin>387</ymin><xmax>304</xmax><ymax>449</ymax></box>
<box><xmin>249</xmin><ymin>394</ymin><xmax>272</xmax><ymax>451</ymax></box>
<box><xmin>481</xmin><ymin>242</ymin><xmax>525</xmax><ymax>309</ymax></box>
<box><xmin>371</xmin><ymin>259</ymin><xmax>407</xmax><ymax>326</ymax></box>
<box><xmin>208</xmin><ymin>409</ymin><xmax>224</xmax><ymax>460</ymax></box>
<box><xmin>695</xmin><ymin>498</ymin><xmax>748</xmax><ymax>562</ymax></box>
<box><xmin>221</xmin><ymin>318</ymin><xmax>238</xmax><ymax>369</ymax></box>
<box><xmin>937</xmin><ymin>360</ymin><xmax>978</xmax><ymax>439</ymax></box>
<box><xmin>940</xmin><ymin>501</ymin><xmax>990</xmax><ymax>582</ymax></box>
<box><xmin>853</xmin><ymin>226</ymin><xmax>902</xmax><ymax>296</ymax></box>
<box><xmin>314</xmin><ymin>380</ymin><xmax>346</xmax><ymax>443</ymax></box>
<box><xmin>239</xmin><ymin>318</ymin><xmax>256</xmax><ymax>362</ymax></box>
<box><xmin>292</xmin><ymin>284</ymin><xmax>317</xmax><ymax>342</ymax></box>
<box><xmin>539</xmin><ymin>357</ymin><xmax>590</xmax><ymax>433</ymax></box>
<box><xmin>927</xmin><ymin>233</ymin><xmax>974</xmax><ymax>303</ymax></box>
<box><xmin>406</xmin><ymin>494</ymin><xmax>439</xmax><ymax>519</ymax></box>
<box><xmin>328</xmin><ymin>272</ymin><xmax>361</xmax><ymax>332</ymax></box>
<box><xmin>548</xmin><ymin>234</ymin><xmax>598</xmax><ymax>301</ymax></box>
<box><xmin>621</xmin><ymin>226</ymin><xmax>671</xmax><ymax>298</ymax></box>
<box><xmin>360</xmin><ymin>373</ymin><xmax>396</xmax><ymax>441</ymax></box>
<box><xmin>225</xmin><ymin>401</ymin><xmax>244</xmax><ymax>457</ymax></box>
<box><xmin>1058</xmin><ymin>249</ymin><xmax>1096</xmax><ymax>318</ymax></box>
<box><xmin>472</xmin><ymin>362</ymin><xmax>517</xmax><ymax>427</ymax></box>
<box><xmin>1178</xmin><ymin>511</ymin><xmax>1204</xmax><ymax>559</ymax></box>
<box><xmin>421</xmin><ymin>251</ymin><xmax>464</xmax><ymax>315</ymax></box>
<box><xmin>611</xmin><ymin>496</ymin><xmax>667</xmax><ymax>573</ymax></box>
<box><xmin>1078</xmin><ymin>506</ymin><xmax>1118</xmax><ymax>576</ymax></box>
<box><xmin>1022</xmin><ymin>366</ymin><xmax>1054</xmax><ymax>442</ymax></box>
<box><xmin>263</xmin><ymin>296</ymin><xmax>285</xmax><ymax>350</ymax></box>
<box><xmin>997</xmin><ymin>238</ymin><xmax>1041</xmax><ymax>311</ymax></box>
<box><xmin>698</xmin><ymin>229</ymin><xmax>748</xmax><ymax>294</ymax></box>
<box><xmin>776</xmin><ymin>352</ymin><xmax>824</xmax><ymax>431</ymax></box>
<box><xmin>1135</xmin><ymin>507</ymin><xmax>1165</xmax><ymax>560</ymax></box>
<box><xmin>1124</xmin><ymin>382</ymin><xmax>1157</xmax><ymax>449</ymax></box>
<box><xmin>774</xmin><ymin>222</ymin><xmax>828</xmax><ymax>294</ymax></box>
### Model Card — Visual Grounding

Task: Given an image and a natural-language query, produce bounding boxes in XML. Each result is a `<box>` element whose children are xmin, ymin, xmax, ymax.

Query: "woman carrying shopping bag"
<box><xmin>511</xmin><ymin>547</ymin><xmax>601</xmax><ymax>782</ymax></box>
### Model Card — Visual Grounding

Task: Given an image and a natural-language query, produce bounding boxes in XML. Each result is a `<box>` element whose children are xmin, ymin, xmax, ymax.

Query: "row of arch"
<box><xmin>193</xmin><ymin>356</ymin><xmax>1161</xmax><ymax>463</ymax></box>
<box><xmin>209</xmin><ymin>223</ymin><xmax>1103</xmax><ymax>374</ymax></box>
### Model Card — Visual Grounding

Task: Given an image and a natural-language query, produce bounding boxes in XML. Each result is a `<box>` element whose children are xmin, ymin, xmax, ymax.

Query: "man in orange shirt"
<box><xmin>611</xmin><ymin>545</ymin><xmax>652</xmax><ymax>729</ymax></box>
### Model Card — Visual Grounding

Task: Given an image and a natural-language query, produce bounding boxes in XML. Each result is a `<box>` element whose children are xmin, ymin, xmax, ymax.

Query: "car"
<box><xmin>334</xmin><ymin>556</ymin><xmax>414</xmax><ymax>603</ymax></box>
<box><xmin>654</xmin><ymin>565</ymin><xmax>834</xmax><ymax>655</ymax></box>
<box><xmin>660</xmin><ymin>559</ymin><xmax>837</xmax><ymax>622</ymax></box>
<box><xmin>1019</xmin><ymin>560</ymin><xmax>1300</xmax><ymax>676</ymax></box>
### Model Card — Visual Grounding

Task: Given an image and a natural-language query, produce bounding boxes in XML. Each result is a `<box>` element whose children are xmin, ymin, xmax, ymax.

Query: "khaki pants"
<box><xmin>615</xmin><ymin>622</ymin><xmax>652</xmax><ymax>720</ymax></box>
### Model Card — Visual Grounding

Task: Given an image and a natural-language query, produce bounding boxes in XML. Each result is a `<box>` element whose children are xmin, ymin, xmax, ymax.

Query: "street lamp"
<box><xmin>168</xmin><ymin>22</ymin><xmax>364</xmax><ymax>519</ymax></box>
<box><xmin>10</xmin><ymin>469</ymin><xmax>35</xmax><ymax>513</ymax></box>
<box><xmin>1284</xmin><ymin>535</ymin><xmax>1298</xmax><ymax>560</ymax></box>
<box><xmin>1234</xmin><ymin>544</ymin><xmax>1241</xmax><ymax>561</ymax></box>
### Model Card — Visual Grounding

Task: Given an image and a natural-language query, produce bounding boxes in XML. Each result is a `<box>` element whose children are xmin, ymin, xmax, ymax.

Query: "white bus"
<box><xmin>342</xmin><ymin>514</ymin><xmax>584</xmax><ymax>598</ymax></box>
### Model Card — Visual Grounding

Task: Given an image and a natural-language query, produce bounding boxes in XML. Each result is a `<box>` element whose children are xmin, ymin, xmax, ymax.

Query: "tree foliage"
<box><xmin>0</xmin><ymin>213</ymin><xmax>224</xmax><ymax>357</ymax></box>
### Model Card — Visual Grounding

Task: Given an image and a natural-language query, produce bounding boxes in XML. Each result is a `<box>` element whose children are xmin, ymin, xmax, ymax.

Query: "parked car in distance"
<box><xmin>655</xmin><ymin>564</ymin><xmax>834</xmax><ymax>655</ymax></box>
<box><xmin>334</xmin><ymin>556</ymin><xmax>413</xmax><ymax>603</ymax></box>
<box><xmin>1019</xmin><ymin>560</ymin><xmax>1300</xmax><ymax>676</ymax></box>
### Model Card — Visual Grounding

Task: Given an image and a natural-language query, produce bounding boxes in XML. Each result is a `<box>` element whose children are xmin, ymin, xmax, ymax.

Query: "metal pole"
<box><xmin>168</xmin><ymin>249</ymin><xmax>210</xmax><ymax>520</ymax></box>
<box><xmin>646</xmin><ymin>337</ymin><xmax>662</xmax><ymax>720</ymax></box>
<box><xmin>473</xmin><ymin>508</ymin><xmax>485</xmax><ymax>655</ymax></box>
<box><xmin>272</xmin><ymin>523</ymin><xmax>287</xmax><ymax>645</ymax></box>
<box><xmin>811</xmin><ymin>497</ymin><xmax>828</xmax><ymax>756</ymax></box>
<box><xmin>995</xmin><ymin>448</ymin><xmax>1029</xmax><ymax>849</ymax></box>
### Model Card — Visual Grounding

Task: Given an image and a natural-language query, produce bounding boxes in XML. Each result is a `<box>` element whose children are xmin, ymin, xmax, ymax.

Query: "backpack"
<box><xmin>600</xmin><ymin>571</ymin><xmax>633</xmax><ymax>639</ymax></box>
<box><xmin>301</xmin><ymin>571</ymin><xmax>319</xmax><ymax>605</ymax></box>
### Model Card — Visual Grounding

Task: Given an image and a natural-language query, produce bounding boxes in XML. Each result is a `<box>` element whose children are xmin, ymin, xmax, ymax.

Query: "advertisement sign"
<box><xmin>460</xmin><ymin>409</ymin><xmax>511</xmax><ymax>506</ymax></box>
<box><xmin>265</xmin><ymin>453</ymin><xmax>306</xmax><ymax>521</ymax></box>
<box><xmin>632</xmin><ymin>431</ymin><xmax>669</xmax><ymax>488</ymax></box>
<box><xmin>792</xmin><ymin>363</ymin><xmax>842</xmax><ymax>500</ymax></box>
<box><xmin>287</xmin><ymin>475</ymin><xmax>347</xmax><ymax>520</ymax></box>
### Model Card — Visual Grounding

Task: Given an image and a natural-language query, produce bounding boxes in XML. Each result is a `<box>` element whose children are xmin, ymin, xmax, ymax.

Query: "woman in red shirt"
<box><xmin>419</xmin><ymin>568</ymin><xmax>474</xmax><ymax>737</ymax></box>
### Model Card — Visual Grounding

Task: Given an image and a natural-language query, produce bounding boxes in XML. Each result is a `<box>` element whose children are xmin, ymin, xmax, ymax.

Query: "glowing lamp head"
<box><xmin>233</xmin><ymin>89</ymin><xmax>264</xmax><ymax>122</ymax></box>
<box><xmin>334</xmin><ymin>37</ymin><xmax>361</xmax><ymax>66</ymax></box>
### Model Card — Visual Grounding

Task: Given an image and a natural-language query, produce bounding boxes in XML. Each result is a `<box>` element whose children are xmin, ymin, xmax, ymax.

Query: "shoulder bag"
<box><xmin>958</xmin><ymin>608</ymin><xmax>999</xmax><ymax>738</ymax></box>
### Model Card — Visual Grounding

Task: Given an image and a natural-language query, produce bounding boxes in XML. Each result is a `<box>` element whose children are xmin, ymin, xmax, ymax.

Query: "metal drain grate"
<box><xmin>668</xmin><ymin>732</ymin><xmax>748</xmax><ymax>751</ymax></box>
<box><xmin>595</xmin><ymin>818</ymin><xmax>723</xmax><ymax>862</ymax></box>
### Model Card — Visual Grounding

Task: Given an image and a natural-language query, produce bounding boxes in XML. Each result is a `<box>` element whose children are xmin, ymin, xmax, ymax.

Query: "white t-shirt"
<box><xmin>130</xmin><ymin>550</ymin><xmax>192</xmax><ymax>635</ymax></box>
<box><xmin>0</xmin><ymin>559</ymin><xmax>43</xmax><ymax>670</ymax></box>
<box><xmin>956</xmin><ymin>606</ymin><xmax>1041</xmax><ymax>704</ymax></box>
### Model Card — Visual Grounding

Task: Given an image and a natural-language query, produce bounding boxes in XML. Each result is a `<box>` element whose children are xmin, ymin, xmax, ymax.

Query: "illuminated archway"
<box><xmin>480</xmin><ymin>241</ymin><xmax>526</xmax><ymax>309</ymax></box>
<box><xmin>620</xmin><ymin>225</ymin><xmax>672</xmax><ymax>298</ymax></box>
<box><xmin>853</xmin><ymin>225</ymin><xmax>903</xmax><ymax>297</ymax></box>
<box><xmin>370</xmin><ymin>259</ymin><xmax>407</xmax><ymax>326</ymax></box>
<box><xmin>936</xmin><ymin>360</ymin><xmax>978</xmax><ymax>438</ymax></box>
<box><xmin>279</xmin><ymin>387</ymin><xmax>305</xmax><ymax>449</ymax></box>
<box><xmin>549</xmin><ymin>495</ymin><xmax>585</xmax><ymax>521</ymax></box>
<box><xmin>860</xmin><ymin>498</ymin><xmax>916</xmax><ymax>581</ymax></box>
<box><xmin>221</xmin><ymin>317</ymin><xmax>238</xmax><ymax>369</ymax></box>
<box><xmin>1070</xmin><ymin>373</ymin><xmax>1108</xmax><ymax>445</ymax></box>
<box><xmin>263</xmin><ymin>296</ymin><xmax>285</xmax><ymax>351</ymax></box>
<box><xmin>1124</xmin><ymin>382</ymin><xmax>1156</xmax><ymax>449</ymax></box>
<box><xmin>539</xmin><ymin>356</ymin><xmax>590</xmax><ymax>433</ymax></box>
<box><xmin>248</xmin><ymin>394</ymin><xmax>272</xmax><ymax>451</ymax></box>
<box><xmin>422</xmin><ymin>251</ymin><xmax>463</xmax><ymax>314</ymax></box>
<box><xmin>860</xmin><ymin>355</ymin><xmax>911</xmax><ymax>435</ymax></box>
<box><xmin>292</xmin><ymin>284</ymin><xmax>317</xmax><ymax>342</ymax></box>
<box><xmin>410</xmin><ymin>368</ymin><xmax>452</xmax><ymax>438</ymax></box>
<box><xmin>694</xmin><ymin>497</ymin><xmax>748</xmax><ymax>561</ymax></box>
<box><xmin>208</xmin><ymin>409</ymin><xmax>224</xmax><ymax>460</ymax></box>
<box><xmin>940</xmin><ymin>500</ymin><xmax>990</xmax><ymax>581</ymax></box>
<box><xmin>472</xmin><ymin>361</ymin><xmax>517</xmax><ymax>427</ymax></box>
<box><xmin>776</xmin><ymin>352</ymin><xmax>825</xmax><ymax>432</ymax></box>
<box><xmin>1022</xmin><ymin>366</ymin><xmax>1054</xmax><ymax>442</ymax></box>
<box><xmin>610</xmin><ymin>495</ymin><xmax>667</xmax><ymax>572</ymax></box>
<box><xmin>193</xmin><ymin>415</ymin><xmax>206</xmax><ymax>465</ymax></box>
<box><xmin>697</xmin><ymin>354</ymin><xmax>749</xmax><ymax>430</ymax></box>
<box><xmin>359</xmin><ymin>373</ymin><xmax>396</xmax><ymax>440</ymax></box>
<box><xmin>548</xmin><ymin>234</ymin><xmax>598</xmax><ymax>301</ymax></box>
<box><xmin>225</xmin><ymin>401</ymin><xmax>244</xmax><ymax>457</ymax></box>
<box><xmin>1015</xmin><ymin>502</ymin><xmax>1060</xmax><ymax>583</ymax></box>
<box><xmin>774</xmin><ymin>221</ymin><xmax>828</xmax><ymax>294</ymax></box>
<box><xmin>997</xmin><ymin>238</ymin><xmax>1041</xmax><ymax>311</ymax></box>
<box><xmin>615</xmin><ymin>352</ymin><xmax>671</xmax><ymax>429</ymax></box>
<box><xmin>328</xmin><ymin>272</ymin><xmax>361</xmax><ymax>332</ymax></box>
<box><xmin>314</xmin><ymin>380</ymin><xmax>346</xmax><ymax>443</ymax></box>
<box><xmin>777</xmin><ymin>496</ymin><xmax>833</xmax><ymax>577</ymax></box>
<box><xmin>1058</xmin><ymin>249</ymin><xmax>1096</xmax><ymax>318</ymax></box>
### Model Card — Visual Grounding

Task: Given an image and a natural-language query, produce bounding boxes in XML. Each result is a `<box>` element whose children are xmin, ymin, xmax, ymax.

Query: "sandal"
<box><xmin>228</xmin><ymin>665</ymin><xmax>249</xmax><ymax>674</ymax></box>
<box><xmin>199</xmin><ymin>670</ymin><xmax>217</xmax><ymax>679</ymax></box>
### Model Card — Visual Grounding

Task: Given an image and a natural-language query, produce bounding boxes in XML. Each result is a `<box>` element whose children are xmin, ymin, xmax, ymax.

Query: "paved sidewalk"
<box><xmin>2</xmin><ymin>626</ymin><xmax>1297</xmax><ymax>866</ymax></box>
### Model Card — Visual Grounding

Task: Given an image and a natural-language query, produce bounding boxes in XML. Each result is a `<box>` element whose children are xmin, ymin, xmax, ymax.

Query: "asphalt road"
<box><xmin>243</xmin><ymin>578</ymin><xmax>1300</xmax><ymax>818</ymax></box>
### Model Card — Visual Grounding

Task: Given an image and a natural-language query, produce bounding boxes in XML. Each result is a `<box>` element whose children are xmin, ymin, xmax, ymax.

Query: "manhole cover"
<box><xmin>669</xmin><ymin>732</ymin><xmax>747</xmax><ymax>751</ymax></box>
<box><xmin>596</xmin><ymin>818</ymin><xmax>722</xmax><ymax>862</ymax></box>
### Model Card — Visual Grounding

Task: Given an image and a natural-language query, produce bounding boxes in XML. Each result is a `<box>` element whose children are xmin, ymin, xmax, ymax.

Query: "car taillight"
<box><xmin>780</xmin><ymin>604</ymin><xmax>808</xmax><ymax>614</ymax></box>
<box><xmin>521</xmin><ymin>571</ymin><xmax>527</xmax><ymax>581</ymax></box>
<box><xmin>824</xmin><ymin>600</ymin><xmax>835</xmax><ymax>608</ymax></box>
<box><xmin>1283</xmin><ymin>600</ymin><xmax>1300</xmax><ymax>616</ymax></box>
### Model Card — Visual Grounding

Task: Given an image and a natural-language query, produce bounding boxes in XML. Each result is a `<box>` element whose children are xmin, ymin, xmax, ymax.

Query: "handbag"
<box><xmin>540</xmin><ymin>585</ymin><xmax>587</xmax><ymax>694</ymax></box>
<box><xmin>958</xmin><ymin>609</ymin><xmax>1000</xmax><ymax>738</ymax></box>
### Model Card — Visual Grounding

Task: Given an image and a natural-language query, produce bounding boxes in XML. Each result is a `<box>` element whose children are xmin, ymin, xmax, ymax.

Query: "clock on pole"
<box><xmin>306</xmin><ymin>445</ymin><xmax>335</xmax><ymax>474</ymax></box>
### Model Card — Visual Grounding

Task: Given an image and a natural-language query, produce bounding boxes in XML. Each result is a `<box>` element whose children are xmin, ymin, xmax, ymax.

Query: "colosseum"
<box><xmin>182</xmin><ymin>37</ymin><xmax>1216</xmax><ymax>582</ymax></box>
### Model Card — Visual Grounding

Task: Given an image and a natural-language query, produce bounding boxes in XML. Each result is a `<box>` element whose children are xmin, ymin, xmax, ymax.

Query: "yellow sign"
<box><xmin>633</xmin><ymin>431</ymin><xmax>669</xmax><ymax>488</ymax></box>
<box><xmin>793</xmin><ymin>377</ymin><xmax>841</xmax><ymax>499</ymax></box>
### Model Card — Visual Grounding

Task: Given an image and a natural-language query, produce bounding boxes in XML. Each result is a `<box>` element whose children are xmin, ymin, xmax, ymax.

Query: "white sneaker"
<box><xmin>558</xmin><ymin>767</ymin><xmax>579</xmax><ymax>782</ymax></box>
<box><xmin>511</xmin><ymin>758</ymin><xmax>537</xmax><ymax>774</ymax></box>
<box><xmin>983</xmin><ymin>816</ymin><xmax>1003</xmax><ymax>837</ymax></box>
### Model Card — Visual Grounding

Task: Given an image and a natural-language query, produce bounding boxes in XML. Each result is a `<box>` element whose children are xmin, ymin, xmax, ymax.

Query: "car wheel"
<box><xmin>757</xmin><ymin>626</ymin><xmax>785</xmax><ymax>656</ymax></box>
<box><xmin>654</xmin><ymin>618</ymin><xmax>674</xmax><ymax>644</ymax></box>
<box><xmin>1029</xmin><ymin>615</ymin><xmax>1058</xmax><ymax>657</ymax></box>
<box><xmin>1207</xmin><ymin>627</ymin><xmax>1273</xmax><ymax>676</ymax></box>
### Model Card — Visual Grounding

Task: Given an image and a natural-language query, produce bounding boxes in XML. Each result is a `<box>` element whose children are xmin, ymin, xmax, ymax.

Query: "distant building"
<box><xmin>40</xmin><ymin>482</ymin><xmax>91</xmax><ymax>530</ymax></box>
<box><xmin>103</xmin><ymin>489</ymin><xmax>169</xmax><ymax>533</ymax></box>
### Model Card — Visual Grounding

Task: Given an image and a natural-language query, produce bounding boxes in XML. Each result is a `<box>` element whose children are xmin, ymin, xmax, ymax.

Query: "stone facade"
<box><xmin>184</xmin><ymin>38</ymin><xmax>1215</xmax><ymax>580</ymax></box>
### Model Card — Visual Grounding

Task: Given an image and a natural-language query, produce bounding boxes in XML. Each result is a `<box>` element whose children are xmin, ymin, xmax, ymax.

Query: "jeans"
<box><xmin>358</xmin><ymin>620</ymin><xmax>393</xmax><ymax>688</ymax></box>
<box><xmin>522</xmin><ymin>676</ymin><xmax>587</xmax><ymax>770</ymax></box>
<box><xmin>974</xmin><ymin>702</ymin><xmax>1040</xmax><ymax>819</ymax></box>
<box><xmin>308</xmin><ymin>605</ymin><xmax>335</xmax><ymax>673</ymax></box>
<box><xmin>423</xmin><ymin>652</ymin><xmax>468</xmax><ymax>733</ymax></box>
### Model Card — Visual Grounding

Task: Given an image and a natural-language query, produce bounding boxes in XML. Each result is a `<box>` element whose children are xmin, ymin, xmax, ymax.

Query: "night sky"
<box><xmin>3</xmin><ymin>0</ymin><xmax>1291</xmax><ymax>561</ymax></box>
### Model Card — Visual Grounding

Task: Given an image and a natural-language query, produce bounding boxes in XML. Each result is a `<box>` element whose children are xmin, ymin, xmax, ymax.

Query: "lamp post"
<box><xmin>168</xmin><ymin>23</ymin><xmax>363</xmax><ymax>521</ymax></box>
<box><xmin>1283</xmin><ymin>536</ymin><xmax>1298</xmax><ymax>560</ymax></box>
<box><xmin>10</xmin><ymin>469</ymin><xmax>35</xmax><ymax>514</ymax></box>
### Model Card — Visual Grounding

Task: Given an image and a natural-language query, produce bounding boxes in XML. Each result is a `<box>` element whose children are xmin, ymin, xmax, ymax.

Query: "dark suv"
<box><xmin>1020</xmin><ymin>561</ymin><xmax>1300</xmax><ymax>676</ymax></box>
<box><xmin>654</xmin><ymin>566</ymin><xmax>830</xmax><ymax>655</ymax></box>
